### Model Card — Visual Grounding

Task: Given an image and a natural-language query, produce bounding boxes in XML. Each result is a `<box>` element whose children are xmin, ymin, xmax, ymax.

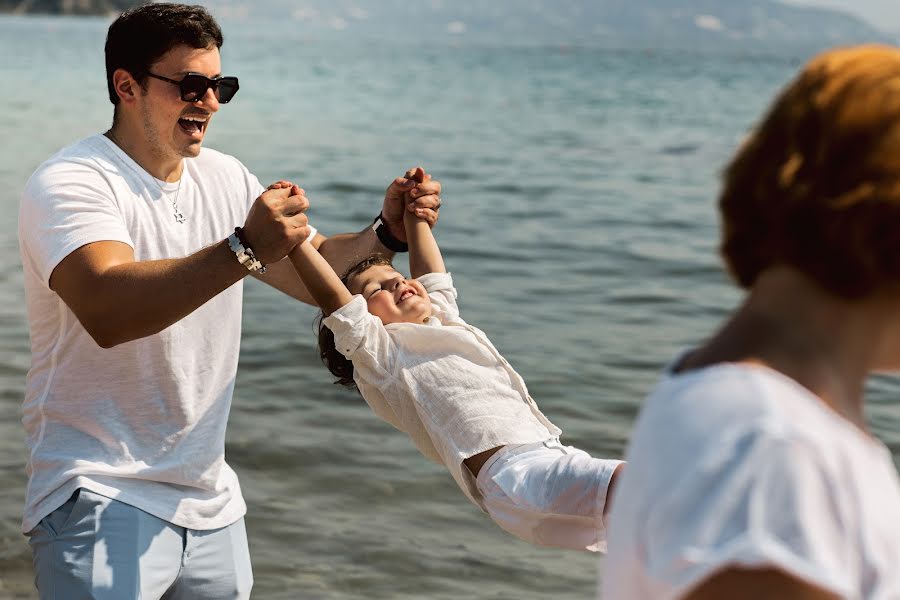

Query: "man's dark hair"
<box><xmin>318</xmin><ymin>254</ymin><xmax>395</xmax><ymax>390</ymax></box>
<box><xmin>105</xmin><ymin>3</ymin><xmax>224</xmax><ymax>105</ymax></box>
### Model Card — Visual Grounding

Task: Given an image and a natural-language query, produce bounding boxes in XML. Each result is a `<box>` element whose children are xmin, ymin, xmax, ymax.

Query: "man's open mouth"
<box><xmin>178</xmin><ymin>114</ymin><xmax>208</xmax><ymax>135</ymax></box>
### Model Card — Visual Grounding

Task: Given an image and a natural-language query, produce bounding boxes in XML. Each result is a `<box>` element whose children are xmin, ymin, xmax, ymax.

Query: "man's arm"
<box><xmin>317</xmin><ymin>227</ymin><xmax>387</xmax><ymax>276</ymax></box>
<box><xmin>50</xmin><ymin>185</ymin><xmax>310</xmax><ymax>348</ymax></box>
<box><xmin>287</xmin><ymin>241</ymin><xmax>353</xmax><ymax>315</ymax></box>
<box><xmin>255</xmin><ymin>169</ymin><xmax>442</xmax><ymax>303</ymax></box>
<box><xmin>248</xmin><ymin>227</ymin><xmax>386</xmax><ymax>305</ymax></box>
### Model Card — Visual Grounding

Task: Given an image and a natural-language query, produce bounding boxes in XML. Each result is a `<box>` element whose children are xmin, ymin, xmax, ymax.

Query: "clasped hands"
<box><xmin>240</xmin><ymin>167</ymin><xmax>442</xmax><ymax>265</ymax></box>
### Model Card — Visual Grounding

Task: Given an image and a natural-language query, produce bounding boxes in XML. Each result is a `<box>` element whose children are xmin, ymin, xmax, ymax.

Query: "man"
<box><xmin>17</xmin><ymin>3</ymin><xmax>440</xmax><ymax>598</ymax></box>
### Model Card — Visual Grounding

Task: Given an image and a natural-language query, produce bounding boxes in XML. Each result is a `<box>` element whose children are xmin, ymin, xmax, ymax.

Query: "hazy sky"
<box><xmin>787</xmin><ymin>0</ymin><xmax>900</xmax><ymax>33</ymax></box>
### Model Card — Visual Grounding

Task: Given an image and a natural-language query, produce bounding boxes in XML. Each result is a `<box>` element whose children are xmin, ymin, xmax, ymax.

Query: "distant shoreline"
<box><xmin>0</xmin><ymin>1</ymin><xmax>894</xmax><ymax>49</ymax></box>
<box><xmin>0</xmin><ymin>10</ymin><xmax>118</xmax><ymax>16</ymax></box>
<box><xmin>0</xmin><ymin>1</ymin><xmax>140</xmax><ymax>17</ymax></box>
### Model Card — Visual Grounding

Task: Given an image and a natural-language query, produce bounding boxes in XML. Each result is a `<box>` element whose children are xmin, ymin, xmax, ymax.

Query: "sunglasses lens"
<box><xmin>175</xmin><ymin>74</ymin><xmax>240</xmax><ymax>103</ymax></box>
<box><xmin>180</xmin><ymin>74</ymin><xmax>210</xmax><ymax>102</ymax></box>
<box><xmin>216</xmin><ymin>77</ymin><xmax>239</xmax><ymax>103</ymax></box>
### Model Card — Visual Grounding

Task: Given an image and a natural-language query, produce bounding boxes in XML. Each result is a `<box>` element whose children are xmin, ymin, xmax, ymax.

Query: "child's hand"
<box><xmin>266</xmin><ymin>180</ymin><xmax>308</xmax><ymax>216</ymax></box>
<box><xmin>405</xmin><ymin>168</ymin><xmax>441</xmax><ymax>227</ymax></box>
<box><xmin>243</xmin><ymin>181</ymin><xmax>310</xmax><ymax>264</ymax></box>
<box><xmin>383</xmin><ymin>167</ymin><xmax>442</xmax><ymax>239</ymax></box>
<box><xmin>403</xmin><ymin>169</ymin><xmax>446</xmax><ymax>277</ymax></box>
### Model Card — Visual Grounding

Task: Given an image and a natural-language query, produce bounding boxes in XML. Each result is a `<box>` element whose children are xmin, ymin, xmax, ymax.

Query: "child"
<box><xmin>289</xmin><ymin>169</ymin><xmax>623</xmax><ymax>552</ymax></box>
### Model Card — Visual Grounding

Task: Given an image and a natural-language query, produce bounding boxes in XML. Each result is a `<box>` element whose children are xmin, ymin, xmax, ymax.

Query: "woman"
<box><xmin>604</xmin><ymin>45</ymin><xmax>900</xmax><ymax>599</ymax></box>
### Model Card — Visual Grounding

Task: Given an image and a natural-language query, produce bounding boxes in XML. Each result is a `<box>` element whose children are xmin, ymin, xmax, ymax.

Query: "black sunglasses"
<box><xmin>146</xmin><ymin>72</ymin><xmax>240</xmax><ymax>104</ymax></box>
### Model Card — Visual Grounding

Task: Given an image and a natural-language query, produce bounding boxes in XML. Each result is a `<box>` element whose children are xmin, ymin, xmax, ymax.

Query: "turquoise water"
<box><xmin>1</xmin><ymin>15</ymin><xmax>898</xmax><ymax>600</ymax></box>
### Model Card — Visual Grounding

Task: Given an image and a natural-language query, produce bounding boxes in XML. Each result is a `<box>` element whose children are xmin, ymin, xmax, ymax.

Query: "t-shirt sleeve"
<box><xmin>321</xmin><ymin>295</ymin><xmax>395</xmax><ymax>385</ymax></box>
<box><xmin>641</xmin><ymin>430</ymin><xmax>855</xmax><ymax>599</ymax></box>
<box><xmin>233</xmin><ymin>157</ymin><xmax>265</xmax><ymax>211</ymax></box>
<box><xmin>20</xmin><ymin>160</ymin><xmax>134</xmax><ymax>287</ymax></box>
<box><xmin>417</xmin><ymin>271</ymin><xmax>459</xmax><ymax>320</ymax></box>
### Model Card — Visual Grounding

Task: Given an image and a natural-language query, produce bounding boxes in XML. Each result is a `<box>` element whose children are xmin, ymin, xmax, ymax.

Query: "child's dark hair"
<box><xmin>318</xmin><ymin>254</ymin><xmax>394</xmax><ymax>389</ymax></box>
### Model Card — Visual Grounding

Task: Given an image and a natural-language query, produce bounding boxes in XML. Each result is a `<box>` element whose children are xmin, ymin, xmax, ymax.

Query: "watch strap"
<box><xmin>371</xmin><ymin>214</ymin><xmax>409</xmax><ymax>253</ymax></box>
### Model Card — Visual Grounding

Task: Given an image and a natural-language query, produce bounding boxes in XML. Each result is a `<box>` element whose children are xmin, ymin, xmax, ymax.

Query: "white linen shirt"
<box><xmin>323</xmin><ymin>272</ymin><xmax>560</xmax><ymax>506</ymax></box>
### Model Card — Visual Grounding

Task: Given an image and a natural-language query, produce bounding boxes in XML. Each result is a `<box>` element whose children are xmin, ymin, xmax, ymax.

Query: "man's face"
<box><xmin>136</xmin><ymin>44</ymin><xmax>222</xmax><ymax>162</ymax></box>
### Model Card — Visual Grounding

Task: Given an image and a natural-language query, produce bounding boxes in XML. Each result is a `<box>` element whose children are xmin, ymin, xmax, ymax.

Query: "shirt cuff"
<box><xmin>417</xmin><ymin>271</ymin><xmax>456</xmax><ymax>295</ymax></box>
<box><xmin>321</xmin><ymin>295</ymin><xmax>370</xmax><ymax>358</ymax></box>
<box><xmin>597</xmin><ymin>459</ymin><xmax>625</xmax><ymax>533</ymax></box>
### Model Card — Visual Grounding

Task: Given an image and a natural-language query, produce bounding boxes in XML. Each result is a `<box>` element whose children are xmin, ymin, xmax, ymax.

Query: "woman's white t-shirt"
<box><xmin>603</xmin><ymin>362</ymin><xmax>900</xmax><ymax>600</ymax></box>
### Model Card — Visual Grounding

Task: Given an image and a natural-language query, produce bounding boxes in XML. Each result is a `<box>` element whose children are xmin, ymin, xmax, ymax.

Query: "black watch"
<box><xmin>371</xmin><ymin>214</ymin><xmax>409</xmax><ymax>253</ymax></box>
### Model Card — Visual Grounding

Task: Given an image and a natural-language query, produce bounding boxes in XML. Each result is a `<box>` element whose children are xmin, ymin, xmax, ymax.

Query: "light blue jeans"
<box><xmin>27</xmin><ymin>488</ymin><xmax>253</xmax><ymax>600</ymax></box>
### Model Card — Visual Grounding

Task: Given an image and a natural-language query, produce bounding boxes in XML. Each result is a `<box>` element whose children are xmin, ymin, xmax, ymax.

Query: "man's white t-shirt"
<box><xmin>18</xmin><ymin>134</ymin><xmax>269</xmax><ymax>533</ymax></box>
<box><xmin>603</xmin><ymin>362</ymin><xmax>900</xmax><ymax>600</ymax></box>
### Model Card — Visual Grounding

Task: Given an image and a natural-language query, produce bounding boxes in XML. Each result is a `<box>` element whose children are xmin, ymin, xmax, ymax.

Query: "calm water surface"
<box><xmin>1</xmin><ymin>15</ymin><xmax>898</xmax><ymax>600</ymax></box>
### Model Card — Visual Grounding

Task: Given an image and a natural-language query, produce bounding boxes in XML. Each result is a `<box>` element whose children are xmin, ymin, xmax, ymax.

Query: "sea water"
<box><xmin>1</xmin><ymin>15</ymin><xmax>897</xmax><ymax>599</ymax></box>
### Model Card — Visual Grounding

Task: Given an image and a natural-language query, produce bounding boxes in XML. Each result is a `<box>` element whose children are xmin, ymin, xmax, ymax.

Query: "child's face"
<box><xmin>348</xmin><ymin>264</ymin><xmax>432</xmax><ymax>325</ymax></box>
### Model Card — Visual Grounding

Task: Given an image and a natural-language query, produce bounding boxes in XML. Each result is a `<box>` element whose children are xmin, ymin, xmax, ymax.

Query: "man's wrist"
<box><xmin>371</xmin><ymin>214</ymin><xmax>408</xmax><ymax>253</ymax></box>
<box><xmin>228</xmin><ymin>228</ymin><xmax>267</xmax><ymax>273</ymax></box>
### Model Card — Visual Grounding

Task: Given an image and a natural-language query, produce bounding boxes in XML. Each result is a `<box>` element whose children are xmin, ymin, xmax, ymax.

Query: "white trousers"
<box><xmin>475</xmin><ymin>439</ymin><xmax>623</xmax><ymax>552</ymax></box>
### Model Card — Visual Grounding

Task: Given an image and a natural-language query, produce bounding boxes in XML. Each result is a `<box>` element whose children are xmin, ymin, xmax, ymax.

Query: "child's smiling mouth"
<box><xmin>397</xmin><ymin>289</ymin><xmax>415</xmax><ymax>304</ymax></box>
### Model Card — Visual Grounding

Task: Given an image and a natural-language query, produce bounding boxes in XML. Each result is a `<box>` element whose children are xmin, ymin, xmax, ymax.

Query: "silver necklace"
<box><xmin>161</xmin><ymin>178</ymin><xmax>186</xmax><ymax>224</ymax></box>
<box><xmin>105</xmin><ymin>130</ymin><xmax>186</xmax><ymax>224</ymax></box>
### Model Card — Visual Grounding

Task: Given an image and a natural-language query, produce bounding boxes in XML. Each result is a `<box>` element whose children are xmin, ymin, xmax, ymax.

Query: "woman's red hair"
<box><xmin>720</xmin><ymin>45</ymin><xmax>900</xmax><ymax>298</ymax></box>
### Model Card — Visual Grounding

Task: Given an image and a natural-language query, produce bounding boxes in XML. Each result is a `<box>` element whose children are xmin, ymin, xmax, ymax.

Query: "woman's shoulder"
<box><xmin>624</xmin><ymin>362</ymin><xmax>873</xmax><ymax>497</ymax></box>
<box><xmin>643</xmin><ymin>361</ymin><xmax>846</xmax><ymax>439</ymax></box>
<box><xmin>637</xmin><ymin>363</ymin><xmax>800</xmax><ymax>439</ymax></box>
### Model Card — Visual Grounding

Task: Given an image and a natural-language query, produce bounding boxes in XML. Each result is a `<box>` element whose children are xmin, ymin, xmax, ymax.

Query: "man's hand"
<box><xmin>242</xmin><ymin>181</ymin><xmax>311</xmax><ymax>264</ymax></box>
<box><xmin>382</xmin><ymin>167</ymin><xmax>442</xmax><ymax>242</ymax></box>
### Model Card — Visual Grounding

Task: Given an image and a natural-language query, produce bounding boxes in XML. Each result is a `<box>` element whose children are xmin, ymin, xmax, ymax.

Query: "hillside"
<box><xmin>2</xmin><ymin>0</ymin><xmax>892</xmax><ymax>50</ymax></box>
<box><xmin>0</xmin><ymin>0</ymin><xmax>139</xmax><ymax>15</ymax></box>
<box><xmin>207</xmin><ymin>0</ymin><xmax>893</xmax><ymax>49</ymax></box>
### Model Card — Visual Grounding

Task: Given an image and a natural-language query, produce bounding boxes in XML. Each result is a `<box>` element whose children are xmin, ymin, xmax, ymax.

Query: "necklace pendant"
<box><xmin>174</xmin><ymin>212</ymin><xmax>186</xmax><ymax>224</ymax></box>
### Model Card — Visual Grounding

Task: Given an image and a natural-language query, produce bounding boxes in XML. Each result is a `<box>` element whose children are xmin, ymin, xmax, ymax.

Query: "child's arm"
<box><xmin>405</xmin><ymin>169</ymin><xmax>446</xmax><ymax>277</ymax></box>
<box><xmin>288</xmin><ymin>241</ymin><xmax>353</xmax><ymax>315</ymax></box>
